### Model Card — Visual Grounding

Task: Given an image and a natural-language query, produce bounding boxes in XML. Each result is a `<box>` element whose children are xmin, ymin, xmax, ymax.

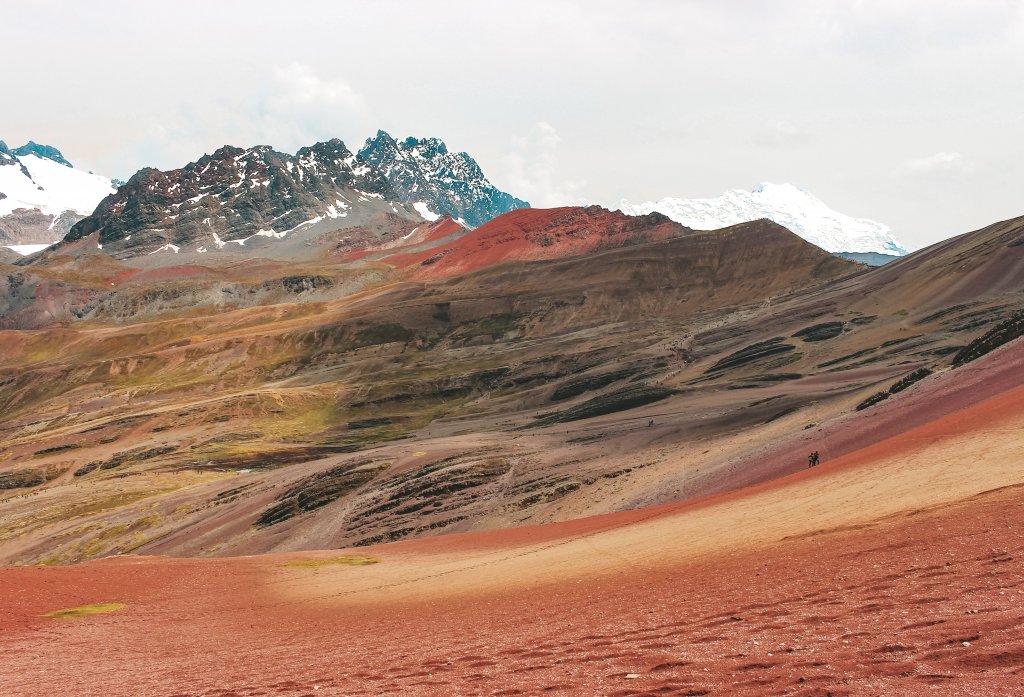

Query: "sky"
<box><xmin>3</xmin><ymin>0</ymin><xmax>1024</xmax><ymax>250</ymax></box>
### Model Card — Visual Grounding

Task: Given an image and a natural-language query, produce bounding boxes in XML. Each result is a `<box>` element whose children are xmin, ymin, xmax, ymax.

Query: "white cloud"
<box><xmin>749</xmin><ymin>121</ymin><xmax>810</xmax><ymax>149</ymax></box>
<box><xmin>499</xmin><ymin>122</ymin><xmax>586</xmax><ymax>208</ymax></box>
<box><xmin>5</xmin><ymin>2</ymin><xmax>1024</xmax><ymax>249</ymax></box>
<box><xmin>255</xmin><ymin>63</ymin><xmax>371</xmax><ymax>151</ymax></box>
<box><xmin>266</xmin><ymin>63</ymin><xmax>366</xmax><ymax>112</ymax></box>
<box><xmin>100</xmin><ymin>63</ymin><xmax>374</xmax><ymax>175</ymax></box>
<box><xmin>898</xmin><ymin>151</ymin><xmax>972</xmax><ymax>177</ymax></box>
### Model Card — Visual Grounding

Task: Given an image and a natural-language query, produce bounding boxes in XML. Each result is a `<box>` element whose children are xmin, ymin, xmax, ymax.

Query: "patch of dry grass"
<box><xmin>45</xmin><ymin>602</ymin><xmax>126</xmax><ymax>619</ymax></box>
<box><xmin>283</xmin><ymin>555</ymin><xmax>380</xmax><ymax>569</ymax></box>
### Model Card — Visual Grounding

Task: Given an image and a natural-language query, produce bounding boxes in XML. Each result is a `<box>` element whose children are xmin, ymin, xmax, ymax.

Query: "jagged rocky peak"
<box><xmin>402</xmin><ymin>135</ymin><xmax>448</xmax><ymax>158</ymax></box>
<box><xmin>0</xmin><ymin>140</ymin><xmax>23</xmax><ymax>168</ymax></box>
<box><xmin>11</xmin><ymin>141</ymin><xmax>74</xmax><ymax>168</ymax></box>
<box><xmin>358</xmin><ymin>130</ymin><xmax>528</xmax><ymax>227</ymax></box>
<box><xmin>61</xmin><ymin>131</ymin><xmax>528</xmax><ymax>258</ymax></box>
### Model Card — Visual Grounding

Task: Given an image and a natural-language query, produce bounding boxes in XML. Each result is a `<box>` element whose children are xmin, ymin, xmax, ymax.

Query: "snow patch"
<box><xmin>413</xmin><ymin>201</ymin><xmax>440</xmax><ymax>221</ymax></box>
<box><xmin>148</xmin><ymin>243</ymin><xmax>180</xmax><ymax>255</ymax></box>
<box><xmin>3</xmin><ymin>243</ymin><xmax>53</xmax><ymax>256</ymax></box>
<box><xmin>254</xmin><ymin>213</ymin><xmax>326</xmax><ymax>241</ymax></box>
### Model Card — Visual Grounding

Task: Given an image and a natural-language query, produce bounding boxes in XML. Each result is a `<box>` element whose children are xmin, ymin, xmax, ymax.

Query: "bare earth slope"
<box><xmin>1</xmin><ymin>344</ymin><xmax>1022</xmax><ymax>695</ymax></box>
<box><xmin>2</xmin><ymin>208</ymin><xmax>1024</xmax><ymax>694</ymax></box>
<box><xmin>0</xmin><ymin>215</ymin><xmax>863</xmax><ymax>562</ymax></box>
<box><xmin>3</xmin><ymin>211</ymin><xmax>1024</xmax><ymax>564</ymax></box>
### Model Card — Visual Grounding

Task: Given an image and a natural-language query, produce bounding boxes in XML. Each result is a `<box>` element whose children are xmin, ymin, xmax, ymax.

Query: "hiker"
<box><xmin>648</xmin><ymin>419</ymin><xmax>655</xmax><ymax>428</ymax></box>
<box><xmin>808</xmin><ymin>452</ymin><xmax>815</xmax><ymax>468</ymax></box>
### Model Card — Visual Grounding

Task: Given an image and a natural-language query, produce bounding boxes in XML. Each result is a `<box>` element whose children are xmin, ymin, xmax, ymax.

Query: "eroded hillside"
<box><xmin>1</xmin><ymin>209</ymin><xmax>1023</xmax><ymax>564</ymax></box>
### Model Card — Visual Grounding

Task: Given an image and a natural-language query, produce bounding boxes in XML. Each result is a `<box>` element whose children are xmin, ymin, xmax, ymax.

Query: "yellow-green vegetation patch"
<box><xmin>2</xmin><ymin>472</ymin><xmax>223</xmax><ymax>563</ymax></box>
<box><xmin>283</xmin><ymin>555</ymin><xmax>380</xmax><ymax>569</ymax></box>
<box><xmin>45</xmin><ymin>602</ymin><xmax>126</xmax><ymax>619</ymax></box>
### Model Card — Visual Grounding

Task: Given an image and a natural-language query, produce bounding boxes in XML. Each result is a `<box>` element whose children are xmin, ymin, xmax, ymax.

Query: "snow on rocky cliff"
<box><xmin>358</xmin><ymin>131</ymin><xmax>528</xmax><ymax>228</ymax></box>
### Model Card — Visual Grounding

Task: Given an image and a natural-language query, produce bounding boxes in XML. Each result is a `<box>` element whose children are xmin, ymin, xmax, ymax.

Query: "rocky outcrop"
<box><xmin>11</xmin><ymin>141</ymin><xmax>74</xmax><ymax>167</ymax></box>
<box><xmin>0</xmin><ymin>208</ymin><xmax>82</xmax><ymax>245</ymax></box>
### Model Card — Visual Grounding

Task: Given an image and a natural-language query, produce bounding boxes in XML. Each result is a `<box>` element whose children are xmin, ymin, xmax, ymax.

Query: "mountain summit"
<box><xmin>358</xmin><ymin>130</ymin><xmax>528</xmax><ymax>228</ymax></box>
<box><xmin>10</xmin><ymin>141</ymin><xmax>75</xmax><ymax>168</ymax></box>
<box><xmin>616</xmin><ymin>182</ymin><xmax>907</xmax><ymax>257</ymax></box>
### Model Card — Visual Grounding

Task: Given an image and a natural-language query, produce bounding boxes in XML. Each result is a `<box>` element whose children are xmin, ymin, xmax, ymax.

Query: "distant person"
<box><xmin>648</xmin><ymin>419</ymin><xmax>655</xmax><ymax>428</ymax></box>
<box><xmin>808</xmin><ymin>452</ymin><xmax>815</xmax><ymax>468</ymax></box>
<box><xmin>808</xmin><ymin>451</ymin><xmax>820</xmax><ymax>468</ymax></box>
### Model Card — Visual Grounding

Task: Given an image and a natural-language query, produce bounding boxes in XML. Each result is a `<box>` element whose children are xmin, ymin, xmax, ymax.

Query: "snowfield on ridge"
<box><xmin>617</xmin><ymin>182</ymin><xmax>908</xmax><ymax>256</ymax></box>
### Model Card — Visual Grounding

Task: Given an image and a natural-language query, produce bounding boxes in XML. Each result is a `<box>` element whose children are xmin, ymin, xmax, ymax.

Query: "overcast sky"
<box><xmin>4</xmin><ymin>0</ymin><xmax>1024</xmax><ymax>249</ymax></box>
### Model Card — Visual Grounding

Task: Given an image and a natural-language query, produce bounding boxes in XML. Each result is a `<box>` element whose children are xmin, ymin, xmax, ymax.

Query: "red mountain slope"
<box><xmin>382</xmin><ymin>206</ymin><xmax>687</xmax><ymax>279</ymax></box>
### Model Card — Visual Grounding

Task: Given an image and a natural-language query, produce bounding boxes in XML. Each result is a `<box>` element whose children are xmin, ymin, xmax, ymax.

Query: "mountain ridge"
<box><xmin>616</xmin><ymin>182</ymin><xmax>907</xmax><ymax>256</ymax></box>
<box><xmin>60</xmin><ymin>131</ymin><xmax>527</xmax><ymax>259</ymax></box>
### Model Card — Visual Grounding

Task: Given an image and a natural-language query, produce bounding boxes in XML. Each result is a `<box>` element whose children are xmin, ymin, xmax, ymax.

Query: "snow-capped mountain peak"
<box><xmin>616</xmin><ymin>182</ymin><xmax>907</xmax><ymax>256</ymax></box>
<box><xmin>0</xmin><ymin>140</ymin><xmax>116</xmax><ymax>251</ymax></box>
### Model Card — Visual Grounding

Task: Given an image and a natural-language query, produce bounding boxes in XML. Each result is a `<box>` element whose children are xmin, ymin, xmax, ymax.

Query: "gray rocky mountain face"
<box><xmin>0</xmin><ymin>209</ymin><xmax>81</xmax><ymax>246</ymax></box>
<box><xmin>66</xmin><ymin>139</ymin><xmax>394</xmax><ymax>256</ymax></box>
<box><xmin>64</xmin><ymin>133</ymin><xmax>528</xmax><ymax>258</ymax></box>
<box><xmin>357</xmin><ymin>130</ymin><xmax>528</xmax><ymax>228</ymax></box>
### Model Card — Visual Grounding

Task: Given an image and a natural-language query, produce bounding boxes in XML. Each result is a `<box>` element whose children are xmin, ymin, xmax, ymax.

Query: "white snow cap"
<box><xmin>616</xmin><ymin>182</ymin><xmax>907</xmax><ymax>255</ymax></box>
<box><xmin>0</xmin><ymin>154</ymin><xmax>115</xmax><ymax>218</ymax></box>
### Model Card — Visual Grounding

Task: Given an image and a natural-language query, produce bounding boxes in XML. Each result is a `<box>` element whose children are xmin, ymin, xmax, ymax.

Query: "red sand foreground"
<box><xmin>2</xmin><ymin>384</ymin><xmax>1023</xmax><ymax>695</ymax></box>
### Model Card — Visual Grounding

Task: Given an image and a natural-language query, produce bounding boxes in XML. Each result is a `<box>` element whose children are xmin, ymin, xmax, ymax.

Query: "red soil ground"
<box><xmin>2</xmin><ymin>374</ymin><xmax>1023</xmax><ymax>695</ymax></box>
<box><xmin>415</xmin><ymin>217</ymin><xmax>464</xmax><ymax>246</ymax></box>
<box><xmin>382</xmin><ymin>207</ymin><xmax>682</xmax><ymax>280</ymax></box>
<box><xmin>691</xmin><ymin>337</ymin><xmax>1024</xmax><ymax>503</ymax></box>
<box><xmin>336</xmin><ymin>218</ymin><xmax>465</xmax><ymax>263</ymax></box>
